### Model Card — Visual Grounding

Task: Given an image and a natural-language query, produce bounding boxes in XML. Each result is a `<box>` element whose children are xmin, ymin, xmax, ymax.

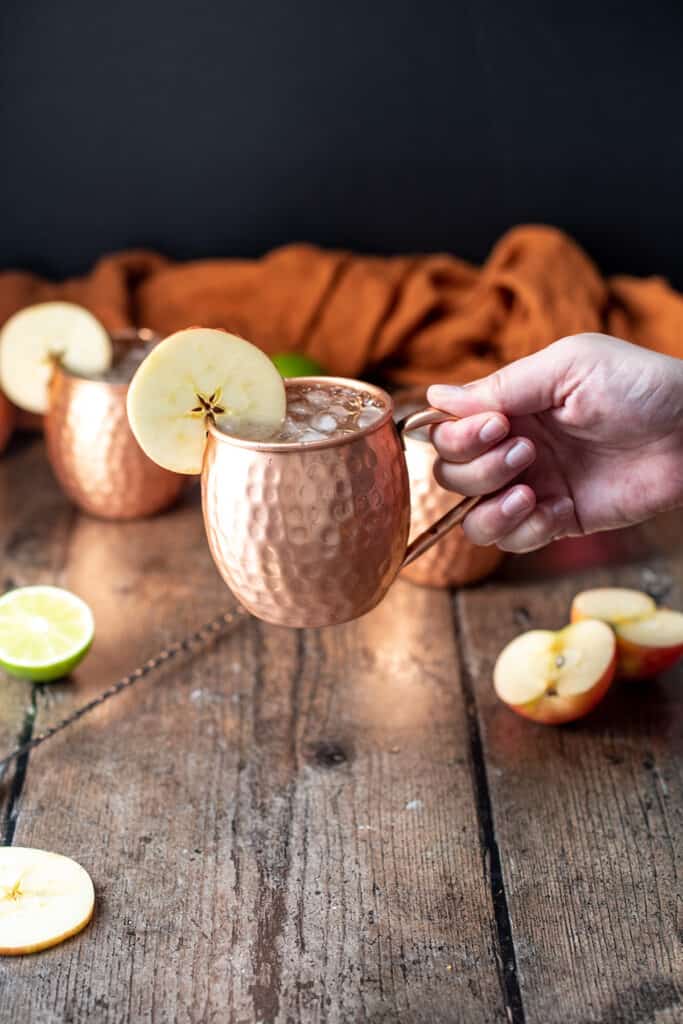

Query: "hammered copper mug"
<box><xmin>45</xmin><ymin>329</ymin><xmax>185</xmax><ymax>520</ymax></box>
<box><xmin>202</xmin><ymin>377</ymin><xmax>478</xmax><ymax>628</ymax></box>
<box><xmin>393</xmin><ymin>388</ymin><xmax>505</xmax><ymax>588</ymax></box>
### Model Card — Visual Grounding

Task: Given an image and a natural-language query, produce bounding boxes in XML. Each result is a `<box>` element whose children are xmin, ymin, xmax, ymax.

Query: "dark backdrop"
<box><xmin>2</xmin><ymin>1</ymin><xmax>682</xmax><ymax>284</ymax></box>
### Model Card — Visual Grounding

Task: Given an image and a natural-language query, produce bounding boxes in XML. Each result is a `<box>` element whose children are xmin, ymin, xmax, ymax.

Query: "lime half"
<box><xmin>0</xmin><ymin>586</ymin><xmax>94</xmax><ymax>682</ymax></box>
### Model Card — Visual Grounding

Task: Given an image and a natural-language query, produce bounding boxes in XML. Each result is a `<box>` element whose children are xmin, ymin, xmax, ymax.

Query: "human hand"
<box><xmin>427</xmin><ymin>333</ymin><xmax>683</xmax><ymax>552</ymax></box>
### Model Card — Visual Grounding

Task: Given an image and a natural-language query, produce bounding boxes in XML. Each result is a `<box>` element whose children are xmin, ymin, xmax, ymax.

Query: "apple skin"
<box><xmin>612</xmin><ymin>634</ymin><xmax>683</xmax><ymax>680</ymax></box>
<box><xmin>571</xmin><ymin>602</ymin><xmax>683</xmax><ymax>680</ymax></box>
<box><xmin>507</xmin><ymin>652</ymin><xmax>617</xmax><ymax>726</ymax></box>
<box><xmin>0</xmin><ymin>392</ymin><xmax>14</xmax><ymax>454</ymax></box>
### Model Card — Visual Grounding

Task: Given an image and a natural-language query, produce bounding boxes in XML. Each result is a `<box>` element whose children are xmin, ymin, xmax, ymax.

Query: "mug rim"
<box><xmin>206</xmin><ymin>376</ymin><xmax>396</xmax><ymax>452</ymax></box>
<box><xmin>54</xmin><ymin>328</ymin><xmax>160</xmax><ymax>392</ymax></box>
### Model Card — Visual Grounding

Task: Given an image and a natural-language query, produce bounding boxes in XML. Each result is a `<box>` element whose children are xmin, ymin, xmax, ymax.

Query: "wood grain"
<box><xmin>1</xmin><ymin>466</ymin><xmax>504</xmax><ymax>1022</ymax></box>
<box><xmin>458</xmin><ymin>529</ymin><xmax>683</xmax><ymax>1024</ymax></box>
<box><xmin>0</xmin><ymin>436</ymin><xmax>75</xmax><ymax>839</ymax></box>
<box><xmin>2</xmin><ymin>440</ymin><xmax>682</xmax><ymax>1024</ymax></box>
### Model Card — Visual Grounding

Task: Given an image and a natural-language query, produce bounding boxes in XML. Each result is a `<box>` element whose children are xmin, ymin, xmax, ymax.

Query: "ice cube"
<box><xmin>310</xmin><ymin>412</ymin><xmax>338</xmax><ymax>433</ymax></box>
<box><xmin>305</xmin><ymin>389</ymin><xmax>330</xmax><ymax>407</ymax></box>
<box><xmin>298</xmin><ymin>429</ymin><xmax>328</xmax><ymax>444</ymax></box>
<box><xmin>278</xmin><ymin>417</ymin><xmax>300</xmax><ymax>440</ymax></box>
<box><xmin>327</xmin><ymin>403</ymin><xmax>350</xmax><ymax>419</ymax></box>
<box><xmin>287</xmin><ymin>401</ymin><xmax>311</xmax><ymax>416</ymax></box>
<box><xmin>357</xmin><ymin>407</ymin><xmax>383</xmax><ymax>430</ymax></box>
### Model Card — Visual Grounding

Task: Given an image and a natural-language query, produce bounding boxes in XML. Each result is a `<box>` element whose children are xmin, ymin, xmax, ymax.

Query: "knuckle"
<box><xmin>433</xmin><ymin>460</ymin><xmax>459</xmax><ymax>493</ymax></box>
<box><xmin>526</xmin><ymin>507</ymin><xmax>553</xmax><ymax>544</ymax></box>
<box><xmin>462</xmin><ymin>512</ymin><xmax>493</xmax><ymax>546</ymax></box>
<box><xmin>487</xmin><ymin>371</ymin><xmax>506</xmax><ymax>407</ymax></box>
<box><xmin>522</xmin><ymin>509</ymin><xmax>555</xmax><ymax>550</ymax></box>
<box><xmin>499</xmin><ymin>508</ymin><xmax>552</xmax><ymax>553</ymax></box>
<box><xmin>470</xmin><ymin>456</ymin><xmax>498</xmax><ymax>491</ymax></box>
<box><xmin>433</xmin><ymin>421</ymin><xmax>462</xmax><ymax>455</ymax></box>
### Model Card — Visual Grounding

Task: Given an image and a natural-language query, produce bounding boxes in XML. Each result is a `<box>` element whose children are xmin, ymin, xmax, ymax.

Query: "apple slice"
<box><xmin>0</xmin><ymin>847</ymin><xmax>95</xmax><ymax>955</ymax></box>
<box><xmin>571</xmin><ymin>587</ymin><xmax>655</xmax><ymax>624</ymax></box>
<box><xmin>494</xmin><ymin>619</ymin><xmax>616</xmax><ymax>724</ymax></box>
<box><xmin>126</xmin><ymin>327</ymin><xmax>286</xmax><ymax>474</ymax></box>
<box><xmin>571</xmin><ymin>587</ymin><xmax>683</xmax><ymax>678</ymax></box>
<box><xmin>0</xmin><ymin>302</ymin><xmax>112</xmax><ymax>414</ymax></box>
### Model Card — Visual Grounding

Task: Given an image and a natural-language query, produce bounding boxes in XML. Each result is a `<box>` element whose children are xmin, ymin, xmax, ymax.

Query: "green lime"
<box><xmin>271</xmin><ymin>352</ymin><xmax>326</xmax><ymax>378</ymax></box>
<box><xmin>0</xmin><ymin>586</ymin><xmax>94</xmax><ymax>682</ymax></box>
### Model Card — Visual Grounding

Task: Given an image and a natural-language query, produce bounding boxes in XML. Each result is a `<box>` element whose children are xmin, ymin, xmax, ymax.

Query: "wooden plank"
<box><xmin>458</xmin><ymin>521</ymin><xmax>683</xmax><ymax>1024</ymax></box>
<box><xmin>1</xmin><ymin>477</ymin><xmax>506</xmax><ymax>1024</ymax></box>
<box><xmin>275</xmin><ymin>582</ymin><xmax>505</xmax><ymax>1023</ymax></box>
<box><xmin>0</xmin><ymin>436</ymin><xmax>75</xmax><ymax>838</ymax></box>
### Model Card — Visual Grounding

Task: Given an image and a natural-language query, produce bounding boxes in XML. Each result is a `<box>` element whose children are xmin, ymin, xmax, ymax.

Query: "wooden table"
<box><xmin>1</xmin><ymin>435</ymin><xmax>681</xmax><ymax>1024</ymax></box>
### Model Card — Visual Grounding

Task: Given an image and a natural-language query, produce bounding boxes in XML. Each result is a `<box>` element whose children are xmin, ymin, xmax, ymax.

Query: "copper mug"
<box><xmin>45</xmin><ymin>329</ymin><xmax>185</xmax><ymax>520</ymax></box>
<box><xmin>394</xmin><ymin>388</ymin><xmax>504</xmax><ymax>588</ymax></box>
<box><xmin>202</xmin><ymin>377</ymin><xmax>478</xmax><ymax>627</ymax></box>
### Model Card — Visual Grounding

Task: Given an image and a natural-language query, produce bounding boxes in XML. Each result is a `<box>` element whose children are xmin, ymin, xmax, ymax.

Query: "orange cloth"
<box><xmin>1</xmin><ymin>225</ymin><xmax>682</xmax><ymax>386</ymax></box>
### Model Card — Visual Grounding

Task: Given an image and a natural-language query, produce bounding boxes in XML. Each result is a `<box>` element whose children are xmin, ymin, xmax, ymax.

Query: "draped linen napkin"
<box><xmin>2</xmin><ymin>225</ymin><xmax>682</xmax><ymax>387</ymax></box>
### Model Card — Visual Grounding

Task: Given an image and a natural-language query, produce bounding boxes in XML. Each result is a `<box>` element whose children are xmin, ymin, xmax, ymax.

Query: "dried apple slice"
<box><xmin>494</xmin><ymin>619</ymin><xmax>616</xmax><ymax>725</ymax></box>
<box><xmin>0</xmin><ymin>302</ymin><xmax>112</xmax><ymax>414</ymax></box>
<box><xmin>0</xmin><ymin>847</ymin><xmax>95</xmax><ymax>955</ymax></box>
<box><xmin>126</xmin><ymin>327</ymin><xmax>286</xmax><ymax>474</ymax></box>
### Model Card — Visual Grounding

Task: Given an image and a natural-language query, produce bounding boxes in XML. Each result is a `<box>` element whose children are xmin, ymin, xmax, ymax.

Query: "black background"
<box><xmin>2</xmin><ymin>1</ymin><xmax>682</xmax><ymax>283</ymax></box>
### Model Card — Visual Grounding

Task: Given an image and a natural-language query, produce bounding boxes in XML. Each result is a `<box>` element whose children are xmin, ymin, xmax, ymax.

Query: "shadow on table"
<box><xmin>492</xmin><ymin>509</ymin><xmax>681</xmax><ymax>592</ymax></box>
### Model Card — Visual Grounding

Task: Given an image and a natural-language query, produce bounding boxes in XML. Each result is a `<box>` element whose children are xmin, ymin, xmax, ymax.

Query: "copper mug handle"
<box><xmin>397</xmin><ymin>407</ymin><xmax>481</xmax><ymax>569</ymax></box>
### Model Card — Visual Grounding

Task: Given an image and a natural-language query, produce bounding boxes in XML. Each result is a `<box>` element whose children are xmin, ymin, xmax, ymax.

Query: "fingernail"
<box><xmin>502</xmin><ymin>488</ymin><xmax>532</xmax><ymax>516</ymax></box>
<box><xmin>479</xmin><ymin>417</ymin><xmax>507</xmax><ymax>444</ymax></box>
<box><xmin>551</xmin><ymin>497</ymin><xmax>574</xmax><ymax>519</ymax></box>
<box><xmin>505</xmin><ymin>440</ymin><xmax>534</xmax><ymax>469</ymax></box>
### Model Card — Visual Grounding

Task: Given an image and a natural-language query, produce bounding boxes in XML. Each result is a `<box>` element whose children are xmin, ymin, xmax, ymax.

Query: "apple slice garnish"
<box><xmin>0</xmin><ymin>846</ymin><xmax>94</xmax><ymax>955</ymax></box>
<box><xmin>126</xmin><ymin>327</ymin><xmax>286</xmax><ymax>474</ymax></box>
<box><xmin>571</xmin><ymin>587</ymin><xmax>683</xmax><ymax>678</ymax></box>
<box><xmin>0</xmin><ymin>302</ymin><xmax>112</xmax><ymax>414</ymax></box>
<box><xmin>494</xmin><ymin>619</ymin><xmax>616</xmax><ymax>724</ymax></box>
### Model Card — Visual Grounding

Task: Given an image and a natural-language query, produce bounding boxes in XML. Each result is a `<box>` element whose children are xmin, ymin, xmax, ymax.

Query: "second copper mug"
<box><xmin>46</xmin><ymin>329</ymin><xmax>185</xmax><ymax>520</ymax></box>
<box><xmin>202</xmin><ymin>376</ymin><xmax>478</xmax><ymax>628</ymax></box>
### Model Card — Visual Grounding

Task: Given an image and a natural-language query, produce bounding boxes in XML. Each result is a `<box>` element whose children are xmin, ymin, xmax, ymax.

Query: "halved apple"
<box><xmin>494</xmin><ymin>619</ymin><xmax>616</xmax><ymax>724</ymax></box>
<box><xmin>571</xmin><ymin>587</ymin><xmax>683</xmax><ymax>678</ymax></box>
<box><xmin>126</xmin><ymin>327</ymin><xmax>286</xmax><ymax>474</ymax></box>
<box><xmin>0</xmin><ymin>391</ymin><xmax>14</xmax><ymax>453</ymax></box>
<box><xmin>0</xmin><ymin>846</ymin><xmax>95</xmax><ymax>955</ymax></box>
<box><xmin>0</xmin><ymin>302</ymin><xmax>112</xmax><ymax>414</ymax></box>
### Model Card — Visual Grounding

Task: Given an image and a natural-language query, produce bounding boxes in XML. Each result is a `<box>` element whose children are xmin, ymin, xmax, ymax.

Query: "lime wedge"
<box><xmin>0</xmin><ymin>586</ymin><xmax>94</xmax><ymax>682</ymax></box>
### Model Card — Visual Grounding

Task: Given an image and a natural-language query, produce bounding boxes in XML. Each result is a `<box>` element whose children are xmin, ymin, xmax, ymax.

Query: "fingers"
<box><xmin>434</xmin><ymin>436</ymin><xmax>535</xmax><ymax>496</ymax></box>
<box><xmin>462</xmin><ymin>491</ymin><xmax>577</xmax><ymax>553</ymax></box>
<box><xmin>431</xmin><ymin>412</ymin><xmax>510</xmax><ymax>462</ymax></box>
<box><xmin>427</xmin><ymin>338</ymin><xmax>578</xmax><ymax>418</ymax></box>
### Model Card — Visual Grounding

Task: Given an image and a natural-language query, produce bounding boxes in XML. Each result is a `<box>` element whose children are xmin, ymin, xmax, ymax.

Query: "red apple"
<box><xmin>494</xmin><ymin>619</ymin><xmax>617</xmax><ymax>725</ymax></box>
<box><xmin>571</xmin><ymin>588</ymin><xmax>683</xmax><ymax>679</ymax></box>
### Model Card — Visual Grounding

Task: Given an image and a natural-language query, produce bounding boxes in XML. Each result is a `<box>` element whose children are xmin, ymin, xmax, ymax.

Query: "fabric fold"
<box><xmin>1</xmin><ymin>225</ymin><xmax>681</xmax><ymax>385</ymax></box>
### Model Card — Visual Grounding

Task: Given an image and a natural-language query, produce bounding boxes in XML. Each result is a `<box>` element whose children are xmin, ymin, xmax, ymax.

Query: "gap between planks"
<box><xmin>451</xmin><ymin>590</ymin><xmax>526</xmax><ymax>1024</ymax></box>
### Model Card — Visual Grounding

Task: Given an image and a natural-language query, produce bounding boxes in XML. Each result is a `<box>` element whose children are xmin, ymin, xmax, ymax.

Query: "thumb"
<box><xmin>427</xmin><ymin>343</ymin><xmax>571</xmax><ymax>418</ymax></box>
